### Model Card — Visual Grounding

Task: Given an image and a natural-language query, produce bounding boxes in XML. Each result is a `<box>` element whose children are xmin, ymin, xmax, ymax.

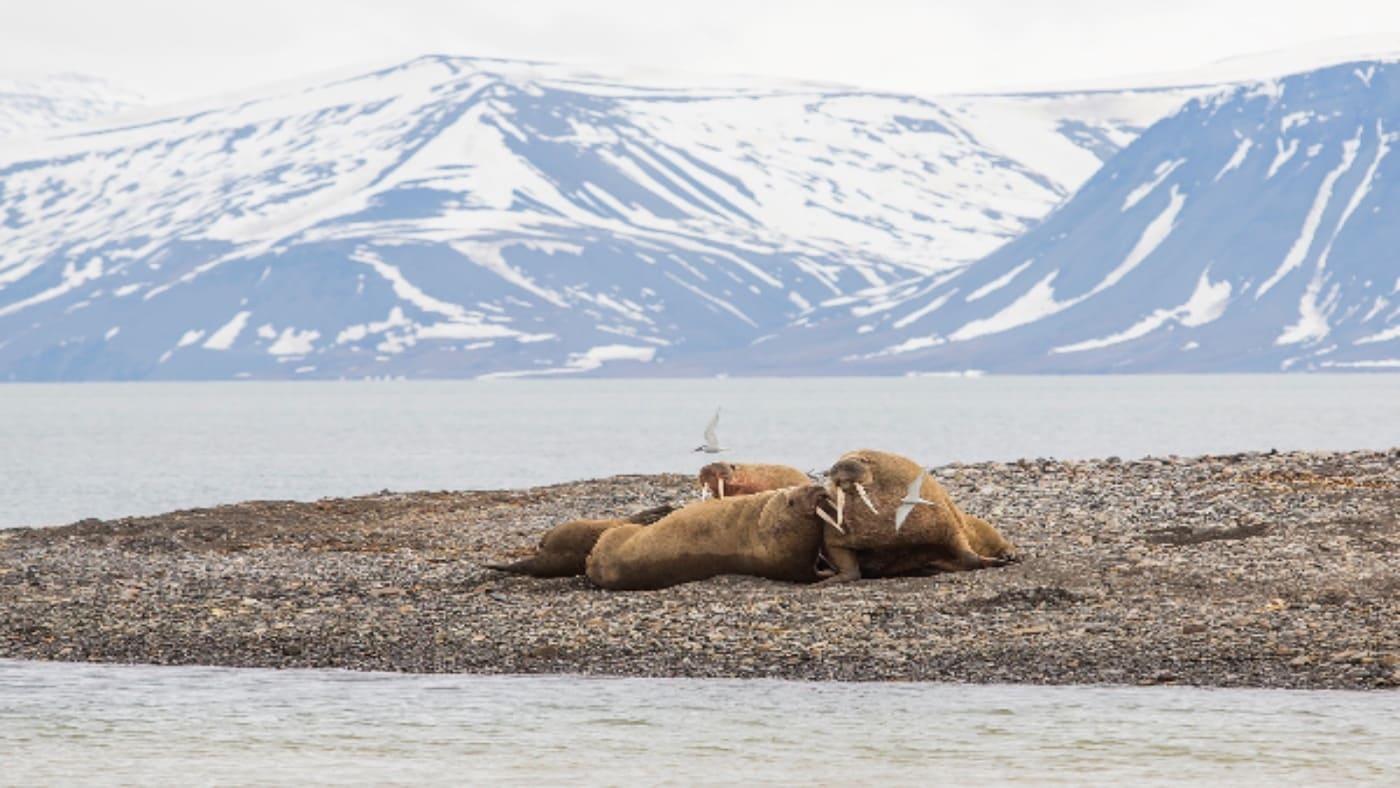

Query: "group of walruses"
<box><xmin>487</xmin><ymin>449</ymin><xmax>1019</xmax><ymax>590</ymax></box>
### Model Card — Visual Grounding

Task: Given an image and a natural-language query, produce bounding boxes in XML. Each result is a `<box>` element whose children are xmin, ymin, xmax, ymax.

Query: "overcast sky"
<box><xmin>5</xmin><ymin>0</ymin><xmax>1400</xmax><ymax>101</ymax></box>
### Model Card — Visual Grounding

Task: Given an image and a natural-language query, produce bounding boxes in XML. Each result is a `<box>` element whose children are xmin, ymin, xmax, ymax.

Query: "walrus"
<box><xmin>486</xmin><ymin>503</ymin><xmax>676</xmax><ymax>578</ymax></box>
<box><xmin>697</xmin><ymin>461</ymin><xmax>811</xmax><ymax>499</ymax></box>
<box><xmin>586</xmin><ymin>484</ymin><xmax>836</xmax><ymax>590</ymax></box>
<box><xmin>819</xmin><ymin>449</ymin><xmax>1018</xmax><ymax>582</ymax></box>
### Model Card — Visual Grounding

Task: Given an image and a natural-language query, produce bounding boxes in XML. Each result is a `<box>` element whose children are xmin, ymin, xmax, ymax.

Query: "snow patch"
<box><xmin>1362</xmin><ymin>296</ymin><xmax>1390</xmax><ymax>323</ymax></box>
<box><xmin>203</xmin><ymin>311</ymin><xmax>252</xmax><ymax>350</ymax></box>
<box><xmin>1320</xmin><ymin>358</ymin><xmax>1400</xmax><ymax>368</ymax></box>
<box><xmin>417</xmin><ymin>322</ymin><xmax>523</xmax><ymax>340</ymax></box>
<box><xmin>893</xmin><ymin>290</ymin><xmax>956</xmax><ymax>330</ymax></box>
<box><xmin>479</xmin><ymin>344</ymin><xmax>655</xmax><ymax>378</ymax></box>
<box><xmin>1089</xmin><ymin>185</ymin><xmax>1186</xmax><ymax>298</ymax></box>
<box><xmin>1281</xmin><ymin>111</ymin><xmax>1312</xmax><ymax>133</ymax></box>
<box><xmin>1214</xmin><ymin>138</ymin><xmax>1253</xmax><ymax>181</ymax></box>
<box><xmin>0</xmin><ymin>256</ymin><xmax>105</xmax><ymax>318</ymax></box>
<box><xmin>267</xmin><ymin>328</ymin><xmax>320</xmax><ymax>356</ymax></box>
<box><xmin>1278</xmin><ymin>123</ymin><xmax>1388</xmax><ymax>345</ymax></box>
<box><xmin>1259</xmin><ymin>130</ymin><xmax>1364</xmax><ymax>299</ymax></box>
<box><xmin>950</xmin><ymin>271</ymin><xmax>1073</xmax><ymax>342</ymax></box>
<box><xmin>1122</xmin><ymin>159</ymin><xmax>1183</xmax><ymax>211</ymax></box>
<box><xmin>965</xmin><ymin>260</ymin><xmax>1033</xmax><ymax>302</ymax></box>
<box><xmin>1245</xmin><ymin>80</ymin><xmax>1285</xmax><ymax>103</ymax></box>
<box><xmin>336</xmin><ymin>307</ymin><xmax>411</xmax><ymax>344</ymax></box>
<box><xmin>1053</xmin><ymin>270</ymin><xmax>1231</xmax><ymax>354</ymax></box>
<box><xmin>1266</xmin><ymin>138</ymin><xmax>1299</xmax><ymax>178</ymax></box>
<box><xmin>1355</xmin><ymin>324</ymin><xmax>1400</xmax><ymax>345</ymax></box>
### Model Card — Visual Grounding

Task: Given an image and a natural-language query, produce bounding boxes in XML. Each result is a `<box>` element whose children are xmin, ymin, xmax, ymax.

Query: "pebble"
<box><xmin>1</xmin><ymin>450</ymin><xmax>1397</xmax><ymax>691</ymax></box>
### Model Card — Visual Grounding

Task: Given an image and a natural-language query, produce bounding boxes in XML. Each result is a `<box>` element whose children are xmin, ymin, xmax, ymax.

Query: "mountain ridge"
<box><xmin>0</xmin><ymin>54</ymin><xmax>1198</xmax><ymax>379</ymax></box>
<box><xmin>746</xmin><ymin>59</ymin><xmax>1398</xmax><ymax>374</ymax></box>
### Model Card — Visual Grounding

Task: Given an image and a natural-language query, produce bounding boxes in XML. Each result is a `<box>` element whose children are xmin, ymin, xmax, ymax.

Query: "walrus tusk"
<box><xmin>717</xmin><ymin>477</ymin><xmax>725</xmax><ymax>499</ymax></box>
<box><xmin>834</xmin><ymin>486</ymin><xmax>847</xmax><ymax>528</ymax></box>
<box><xmin>854</xmin><ymin>482</ymin><xmax>879</xmax><ymax>514</ymax></box>
<box><xmin>816</xmin><ymin>506</ymin><xmax>844</xmax><ymax>533</ymax></box>
<box><xmin>700</xmin><ymin>485</ymin><xmax>711</xmax><ymax>500</ymax></box>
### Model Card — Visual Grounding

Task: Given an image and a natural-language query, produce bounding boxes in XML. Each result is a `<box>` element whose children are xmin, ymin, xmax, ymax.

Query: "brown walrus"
<box><xmin>697</xmin><ymin>461</ymin><xmax>811</xmax><ymax>499</ymax></box>
<box><xmin>486</xmin><ymin>504</ymin><xmax>676</xmax><ymax>578</ymax></box>
<box><xmin>819</xmin><ymin>449</ymin><xmax>1018</xmax><ymax>582</ymax></box>
<box><xmin>586</xmin><ymin>484</ymin><xmax>835</xmax><ymax>590</ymax></box>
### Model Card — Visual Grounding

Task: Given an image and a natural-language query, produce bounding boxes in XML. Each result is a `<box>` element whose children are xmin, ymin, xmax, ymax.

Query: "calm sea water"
<box><xmin>4</xmin><ymin>376</ymin><xmax>1399</xmax><ymax>784</ymax></box>
<box><xmin>3</xmin><ymin>660</ymin><xmax>1398</xmax><ymax>786</ymax></box>
<box><xmin>2</xmin><ymin>375</ymin><xmax>1398</xmax><ymax>529</ymax></box>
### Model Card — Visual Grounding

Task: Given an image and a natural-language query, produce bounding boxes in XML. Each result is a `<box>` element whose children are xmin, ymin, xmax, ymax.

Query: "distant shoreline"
<box><xmin>2</xmin><ymin>449</ymin><xmax>1397</xmax><ymax>690</ymax></box>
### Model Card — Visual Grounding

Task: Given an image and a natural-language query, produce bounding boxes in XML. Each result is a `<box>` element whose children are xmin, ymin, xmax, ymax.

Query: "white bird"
<box><xmin>894</xmin><ymin>470</ymin><xmax>939</xmax><ymax>532</ymax></box>
<box><xmin>693</xmin><ymin>407</ymin><xmax>726</xmax><ymax>453</ymax></box>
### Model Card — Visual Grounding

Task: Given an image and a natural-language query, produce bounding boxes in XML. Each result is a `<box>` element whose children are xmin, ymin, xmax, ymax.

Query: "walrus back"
<box><xmin>585</xmin><ymin>492</ymin><xmax>780</xmax><ymax>590</ymax></box>
<box><xmin>486</xmin><ymin>503</ymin><xmax>680</xmax><ymax>578</ymax></box>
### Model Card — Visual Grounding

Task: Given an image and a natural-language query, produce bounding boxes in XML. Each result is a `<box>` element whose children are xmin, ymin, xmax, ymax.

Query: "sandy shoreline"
<box><xmin>2</xmin><ymin>449</ymin><xmax>1397</xmax><ymax>690</ymax></box>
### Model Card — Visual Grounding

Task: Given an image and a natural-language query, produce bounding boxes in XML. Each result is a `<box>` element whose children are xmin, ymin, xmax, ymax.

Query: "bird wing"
<box><xmin>703</xmin><ymin>408</ymin><xmax>721</xmax><ymax>447</ymax></box>
<box><xmin>894</xmin><ymin>502</ymin><xmax>915</xmax><ymax>531</ymax></box>
<box><xmin>893</xmin><ymin>472</ymin><xmax>931</xmax><ymax>531</ymax></box>
<box><xmin>905</xmin><ymin>470</ymin><xmax>927</xmax><ymax>501</ymax></box>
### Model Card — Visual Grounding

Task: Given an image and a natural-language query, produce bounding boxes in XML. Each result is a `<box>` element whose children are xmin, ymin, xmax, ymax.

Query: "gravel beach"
<box><xmin>2</xmin><ymin>449</ymin><xmax>1397</xmax><ymax>690</ymax></box>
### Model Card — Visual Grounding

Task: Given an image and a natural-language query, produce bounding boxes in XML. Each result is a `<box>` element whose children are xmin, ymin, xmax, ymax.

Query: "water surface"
<box><xmin>3</xmin><ymin>375</ymin><xmax>1396</xmax><ymax>528</ymax></box>
<box><xmin>3</xmin><ymin>660</ymin><xmax>1397</xmax><ymax>786</ymax></box>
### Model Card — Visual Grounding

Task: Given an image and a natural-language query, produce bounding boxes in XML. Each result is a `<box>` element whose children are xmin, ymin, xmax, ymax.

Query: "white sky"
<box><xmin>5</xmin><ymin>0</ymin><xmax>1400</xmax><ymax>102</ymax></box>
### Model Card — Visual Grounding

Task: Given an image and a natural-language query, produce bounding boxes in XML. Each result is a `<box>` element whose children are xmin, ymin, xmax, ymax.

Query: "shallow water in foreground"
<box><xmin>2</xmin><ymin>660</ymin><xmax>1397</xmax><ymax>786</ymax></box>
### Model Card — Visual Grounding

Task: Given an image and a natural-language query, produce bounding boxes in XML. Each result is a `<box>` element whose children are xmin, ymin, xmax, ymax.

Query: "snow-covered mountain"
<box><xmin>0</xmin><ymin>72</ymin><xmax>141</xmax><ymax>137</ymax></box>
<box><xmin>749</xmin><ymin>59</ymin><xmax>1400</xmax><ymax>374</ymax></box>
<box><xmin>0</xmin><ymin>55</ymin><xmax>1194</xmax><ymax>380</ymax></box>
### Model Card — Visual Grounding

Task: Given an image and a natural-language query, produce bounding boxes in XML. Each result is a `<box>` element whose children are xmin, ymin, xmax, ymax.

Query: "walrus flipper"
<box><xmin>624</xmin><ymin>504</ymin><xmax>678</xmax><ymax>525</ymax></box>
<box><xmin>485</xmin><ymin>554</ymin><xmax>580</xmax><ymax>578</ymax></box>
<box><xmin>815</xmin><ymin>545</ymin><xmax>862</xmax><ymax>584</ymax></box>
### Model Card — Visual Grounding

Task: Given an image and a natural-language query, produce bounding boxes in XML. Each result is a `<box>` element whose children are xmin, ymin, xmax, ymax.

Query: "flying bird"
<box><xmin>693</xmin><ymin>407</ymin><xmax>726</xmax><ymax>453</ymax></box>
<box><xmin>894</xmin><ymin>470</ymin><xmax>940</xmax><ymax>532</ymax></box>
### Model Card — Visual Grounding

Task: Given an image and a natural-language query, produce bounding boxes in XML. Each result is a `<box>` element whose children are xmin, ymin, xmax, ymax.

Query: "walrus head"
<box><xmin>697</xmin><ymin>461</ymin><xmax>736</xmax><ymax>499</ymax></box>
<box><xmin>782</xmin><ymin>484</ymin><xmax>839</xmax><ymax>527</ymax></box>
<box><xmin>824</xmin><ymin>454</ymin><xmax>881</xmax><ymax>530</ymax></box>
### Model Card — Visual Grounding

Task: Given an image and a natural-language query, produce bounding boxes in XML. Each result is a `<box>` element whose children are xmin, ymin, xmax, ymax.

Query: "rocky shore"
<box><xmin>2</xmin><ymin>449</ymin><xmax>1397</xmax><ymax>690</ymax></box>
